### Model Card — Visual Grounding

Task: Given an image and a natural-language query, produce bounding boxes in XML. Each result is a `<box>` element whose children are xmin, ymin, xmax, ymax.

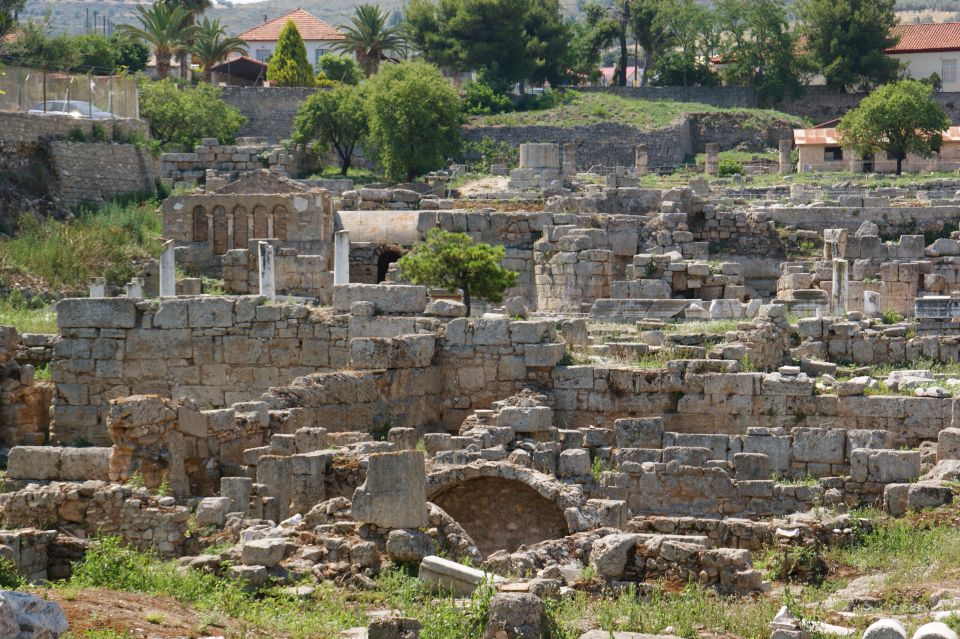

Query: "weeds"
<box><xmin>0</xmin><ymin>298</ymin><xmax>57</xmax><ymax>333</ymax></box>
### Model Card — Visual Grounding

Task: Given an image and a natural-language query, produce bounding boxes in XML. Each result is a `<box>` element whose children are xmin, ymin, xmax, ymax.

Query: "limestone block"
<box><xmin>938</xmin><ymin>428</ymin><xmax>960</xmax><ymax>461</ymax></box>
<box><xmin>483</xmin><ymin>592</ymin><xmax>544</xmax><ymax>639</ymax></box>
<box><xmin>221</xmin><ymin>476</ymin><xmax>253</xmax><ymax>514</ymax></box>
<box><xmin>0</xmin><ymin>591</ymin><xmax>68</xmax><ymax>639</ymax></box>
<box><xmin>791</xmin><ymin>427</ymin><xmax>845</xmax><ymax>464</ymax></box>
<box><xmin>662</xmin><ymin>446</ymin><xmax>713</xmax><ymax>466</ymax></box>
<box><xmin>369</xmin><ymin>617</ymin><xmax>422</xmax><ymax>639</ymax></box>
<box><xmin>927</xmin><ymin>238</ymin><xmax>960</xmax><ymax>257</ymax></box>
<box><xmin>497</xmin><ymin>406</ymin><xmax>553</xmax><ymax>433</ymax></box>
<box><xmin>419</xmin><ymin>555</ymin><xmax>502</xmax><ymax>596</ymax></box>
<box><xmin>733</xmin><ymin>453</ymin><xmax>770</xmax><ymax>480</ymax></box>
<box><xmin>907</xmin><ymin>481</ymin><xmax>953</xmax><ymax>512</ymax></box>
<box><xmin>333</xmin><ymin>284</ymin><xmax>427</xmax><ymax>314</ymax></box>
<box><xmin>352</xmin><ymin>451</ymin><xmax>428</xmax><ymax>528</ymax></box>
<box><xmin>912</xmin><ymin>622</ymin><xmax>957</xmax><ymax>639</ymax></box>
<box><xmin>241</xmin><ymin>538</ymin><xmax>286</xmax><ymax>567</ymax></box>
<box><xmin>614</xmin><ymin>417</ymin><xmax>663</xmax><ymax>449</ymax></box>
<box><xmin>7</xmin><ymin>447</ymin><xmax>61</xmax><ymax>480</ymax></box>
<box><xmin>386</xmin><ymin>529</ymin><xmax>434</xmax><ymax>564</ymax></box>
<box><xmin>295</xmin><ymin>427</ymin><xmax>328</xmax><ymax>453</ymax></box>
<box><xmin>850</xmin><ymin>449</ymin><xmax>920</xmax><ymax>483</ymax></box>
<box><xmin>524</xmin><ymin>343</ymin><xmax>566</xmax><ymax>367</ymax></box>
<box><xmin>187</xmin><ymin>297</ymin><xmax>234</xmax><ymax>328</ymax></box>
<box><xmin>589</xmin><ymin>533</ymin><xmax>640</xmax><ymax>578</ymax></box>
<box><xmin>558</xmin><ymin>449</ymin><xmax>591</xmax><ymax>477</ymax></box>
<box><xmin>387</xmin><ymin>427</ymin><xmax>418</xmax><ymax>451</ymax></box>
<box><xmin>425</xmin><ymin>299</ymin><xmax>466</xmax><ymax>318</ymax></box>
<box><xmin>227</xmin><ymin>564</ymin><xmax>268</xmax><ymax>589</ymax></box>
<box><xmin>56</xmin><ymin>298</ymin><xmax>137</xmax><ymax>328</ymax></box>
<box><xmin>59</xmin><ymin>447</ymin><xmax>111</xmax><ymax>481</ymax></box>
<box><xmin>863</xmin><ymin>619</ymin><xmax>907</xmax><ymax>639</ymax></box>
<box><xmin>196</xmin><ymin>496</ymin><xmax>232</xmax><ymax>527</ymax></box>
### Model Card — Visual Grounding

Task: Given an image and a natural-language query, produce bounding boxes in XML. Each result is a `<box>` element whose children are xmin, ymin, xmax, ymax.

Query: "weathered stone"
<box><xmin>352</xmin><ymin>451</ymin><xmax>428</xmax><ymax>528</ymax></box>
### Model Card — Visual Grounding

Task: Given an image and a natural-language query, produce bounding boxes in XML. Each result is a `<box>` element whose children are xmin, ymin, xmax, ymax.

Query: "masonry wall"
<box><xmin>0</xmin><ymin>111</ymin><xmax>149</xmax><ymax>147</ymax></box>
<box><xmin>220</xmin><ymin>86</ymin><xmax>318</xmax><ymax>143</ymax></box>
<box><xmin>46</xmin><ymin>141</ymin><xmax>159</xmax><ymax>208</ymax></box>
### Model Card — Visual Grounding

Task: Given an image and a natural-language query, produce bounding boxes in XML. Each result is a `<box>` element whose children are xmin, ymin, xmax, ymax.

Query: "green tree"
<box><xmin>838</xmin><ymin>79</ymin><xmax>950</xmax><ymax>176</ymax></box>
<box><xmin>404</xmin><ymin>0</ymin><xmax>568</xmax><ymax>87</ymax></box>
<box><xmin>0</xmin><ymin>0</ymin><xmax>24</xmax><ymax>37</ymax></box>
<box><xmin>266</xmin><ymin>20</ymin><xmax>315</xmax><ymax>87</ymax></box>
<box><xmin>292</xmin><ymin>84</ymin><xmax>368</xmax><ymax>175</ymax></box>
<box><xmin>116</xmin><ymin>2</ymin><xmax>195</xmax><ymax>79</ymax></box>
<box><xmin>192</xmin><ymin>17</ymin><xmax>247</xmax><ymax>82</ymax></box>
<box><xmin>110</xmin><ymin>33</ymin><xmax>150</xmax><ymax>73</ymax></box>
<box><xmin>317</xmin><ymin>52</ymin><xmax>363</xmax><ymax>85</ymax></box>
<box><xmin>333</xmin><ymin>4</ymin><xmax>406</xmax><ymax>76</ymax></box>
<box><xmin>138</xmin><ymin>77</ymin><xmax>246</xmax><ymax>149</ymax></box>
<box><xmin>798</xmin><ymin>0</ymin><xmax>899</xmax><ymax>93</ymax></box>
<box><xmin>366</xmin><ymin>60</ymin><xmax>461</xmax><ymax>182</ymax></box>
<box><xmin>566</xmin><ymin>3</ymin><xmax>620</xmax><ymax>84</ymax></box>
<box><xmin>715</xmin><ymin>0</ymin><xmax>802</xmax><ymax>104</ymax></box>
<box><xmin>630</xmin><ymin>0</ymin><xmax>673</xmax><ymax>86</ymax></box>
<box><xmin>74</xmin><ymin>33</ymin><xmax>117</xmax><ymax>73</ymax></box>
<box><xmin>397</xmin><ymin>228</ymin><xmax>518</xmax><ymax>317</ymax></box>
<box><xmin>164</xmin><ymin>0</ymin><xmax>212</xmax><ymax>80</ymax></box>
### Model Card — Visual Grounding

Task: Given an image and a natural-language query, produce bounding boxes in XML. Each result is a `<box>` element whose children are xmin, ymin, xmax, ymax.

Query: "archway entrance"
<box><xmin>376</xmin><ymin>248</ymin><xmax>403</xmax><ymax>283</ymax></box>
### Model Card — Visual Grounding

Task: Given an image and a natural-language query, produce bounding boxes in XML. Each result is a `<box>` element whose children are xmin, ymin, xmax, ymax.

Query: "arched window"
<box><xmin>192</xmin><ymin>207</ymin><xmax>207</xmax><ymax>242</ymax></box>
<box><xmin>233</xmin><ymin>206</ymin><xmax>248</xmax><ymax>249</ymax></box>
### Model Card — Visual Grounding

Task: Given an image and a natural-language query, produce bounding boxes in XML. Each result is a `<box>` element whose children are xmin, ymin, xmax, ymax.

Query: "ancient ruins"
<box><xmin>6</xmin><ymin>138</ymin><xmax>960</xmax><ymax>639</ymax></box>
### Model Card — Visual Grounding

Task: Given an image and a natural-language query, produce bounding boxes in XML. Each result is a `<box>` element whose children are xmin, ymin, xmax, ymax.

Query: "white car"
<box><xmin>27</xmin><ymin>100</ymin><xmax>115</xmax><ymax>119</ymax></box>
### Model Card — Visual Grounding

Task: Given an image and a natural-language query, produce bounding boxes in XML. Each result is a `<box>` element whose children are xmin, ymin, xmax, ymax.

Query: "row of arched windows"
<box><xmin>192</xmin><ymin>205</ymin><xmax>288</xmax><ymax>255</ymax></box>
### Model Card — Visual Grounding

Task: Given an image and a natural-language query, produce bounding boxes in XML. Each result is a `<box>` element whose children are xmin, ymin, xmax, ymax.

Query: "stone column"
<box><xmin>89</xmin><ymin>277</ymin><xmax>106</xmax><ymax>298</ymax></box>
<box><xmin>562</xmin><ymin>142</ymin><xmax>576</xmax><ymax>176</ymax></box>
<box><xmin>846</xmin><ymin>149</ymin><xmax>859</xmax><ymax>173</ymax></box>
<box><xmin>159</xmin><ymin>240</ymin><xmax>176</xmax><ymax>298</ymax></box>
<box><xmin>334</xmin><ymin>230</ymin><xmax>350</xmax><ymax>286</ymax></box>
<box><xmin>226</xmin><ymin>214</ymin><xmax>234</xmax><ymax>250</ymax></box>
<box><xmin>779</xmin><ymin>139</ymin><xmax>793</xmax><ymax>175</ymax></box>
<box><xmin>206</xmin><ymin>214</ymin><xmax>214</xmax><ymax>249</ymax></box>
<box><xmin>267</xmin><ymin>214</ymin><xmax>274</xmax><ymax>239</ymax></box>
<box><xmin>258</xmin><ymin>241</ymin><xmax>276</xmax><ymax>301</ymax></box>
<box><xmin>125</xmin><ymin>278</ymin><xmax>143</xmax><ymax>299</ymax></box>
<box><xmin>635</xmin><ymin>144</ymin><xmax>649</xmax><ymax>177</ymax></box>
<box><xmin>831</xmin><ymin>259</ymin><xmax>849</xmax><ymax>317</ymax></box>
<box><xmin>704</xmin><ymin>143</ymin><xmax>719</xmax><ymax>177</ymax></box>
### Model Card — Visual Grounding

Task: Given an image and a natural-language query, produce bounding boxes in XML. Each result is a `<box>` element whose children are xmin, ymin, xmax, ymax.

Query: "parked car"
<box><xmin>27</xmin><ymin>100</ymin><xmax>115</xmax><ymax>119</ymax></box>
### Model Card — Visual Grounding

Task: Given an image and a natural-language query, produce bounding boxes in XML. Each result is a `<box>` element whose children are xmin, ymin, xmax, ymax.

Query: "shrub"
<box><xmin>266</xmin><ymin>21</ymin><xmax>316</xmax><ymax>87</ymax></box>
<box><xmin>881</xmin><ymin>309</ymin><xmax>903</xmax><ymax>325</ymax></box>
<box><xmin>138</xmin><ymin>78</ymin><xmax>246</xmax><ymax>150</ymax></box>
<box><xmin>317</xmin><ymin>53</ymin><xmax>363</xmax><ymax>85</ymax></box>
<box><xmin>463</xmin><ymin>79</ymin><xmax>512</xmax><ymax>115</ymax></box>
<box><xmin>293</xmin><ymin>83</ymin><xmax>368</xmax><ymax>176</ymax></box>
<box><xmin>718</xmin><ymin>156</ymin><xmax>744</xmax><ymax>176</ymax></box>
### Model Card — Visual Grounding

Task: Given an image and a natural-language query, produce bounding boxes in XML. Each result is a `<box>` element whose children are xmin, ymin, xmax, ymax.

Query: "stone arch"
<box><xmin>273</xmin><ymin>205</ymin><xmax>288</xmax><ymax>241</ymax></box>
<box><xmin>211</xmin><ymin>206</ymin><xmax>228</xmax><ymax>255</ymax></box>
<box><xmin>192</xmin><ymin>206</ymin><xmax>207</xmax><ymax>242</ymax></box>
<box><xmin>375</xmin><ymin>243</ymin><xmax>406</xmax><ymax>283</ymax></box>
<box><xmin>233</xmin><ymin>206</ymin><xmax>248</xmax><ymax>249</ymax></box>
<box><xmin>252</xmin><ymin>206</ymin><xmax>269</xmax><ymax>239</ymax></box>
<box><xmin>427</xmin><ymin>462</ymin><xmax>579</xmax><ymax>556</ymax></box>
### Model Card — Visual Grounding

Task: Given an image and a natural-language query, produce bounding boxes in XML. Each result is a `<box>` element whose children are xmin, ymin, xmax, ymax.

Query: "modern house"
<box><xmin>888</xmin><ymin>22</ymin><xmax>960</xmax><ymax>91</ymax></box>
<box><xmin>237</xmin><ymin>8</ymin><xmax>346</xmax><ymax>69</ymax></box>
<box><xmin>793</xmin><ymin>125</ymin><xmax>960</xmax><ymax>173</ymax></box>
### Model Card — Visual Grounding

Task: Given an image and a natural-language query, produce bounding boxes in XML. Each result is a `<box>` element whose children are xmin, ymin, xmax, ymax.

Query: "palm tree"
<box><xmin>333</xmin><ymin>4</ymin><xmax>406</xmax><ymax>76</ymax></box>
<box><xmin>165</xmin><ymin>0</ymin><xmax>212</xmax><ymax>80</ymax></box>
<box><xmin>116</xmin><ymin>2</ymin><xmax>196</xmax><ymax>80</ymax></box>
<box><xmin>193</xmin><ymin>17</ymin><xmax>248</xmax><ymax>82</ymax></box>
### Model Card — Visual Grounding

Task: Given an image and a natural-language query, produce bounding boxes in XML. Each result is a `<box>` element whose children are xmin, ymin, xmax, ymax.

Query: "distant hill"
<box><xmin>18</xmin><ymin>0</ymin><xmax>960</xmax><ymax>38</ymax></box>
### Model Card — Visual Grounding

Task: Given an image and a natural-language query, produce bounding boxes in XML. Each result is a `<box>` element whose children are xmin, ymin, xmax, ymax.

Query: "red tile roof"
<box><xmin>888</xmin><ymin>22</ymin><xmax>960</xmax><ymax>54</ymax></box>
<box><xmin>794</xmin><ymin>126</ymin><xmax>960</xmax><ymax>145</ymax></box>
<box><xmin>237</xmin><ymin>8</ymin><xmax>345</xmax><ymax>42</ymax></box>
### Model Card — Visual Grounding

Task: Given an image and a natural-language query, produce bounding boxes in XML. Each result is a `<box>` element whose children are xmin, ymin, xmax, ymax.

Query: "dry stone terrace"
<box><xmin>11</xmin><ymin>141</ymin><xmax>960</xmax><ymax>638</ymax></box>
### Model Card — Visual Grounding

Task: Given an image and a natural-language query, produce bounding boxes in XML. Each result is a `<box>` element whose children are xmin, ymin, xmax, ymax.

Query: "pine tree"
<box><xmin>266</xmin><ymin>21</ymin><xmax>316</xmax><ymax>87</ymax></box>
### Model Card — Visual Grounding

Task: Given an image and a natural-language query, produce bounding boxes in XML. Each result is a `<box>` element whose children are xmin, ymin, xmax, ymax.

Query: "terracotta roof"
<box><xmin>794</xmin><ymin>126</ymin><xmax>960</xmax><ymax>145</ymax></box>
<box><xmin>887</xmin><ymin>22</ymin><xmax>960</xmax><ymax>53</ymax></box>
<box><xmin>237</xmin><ymin>8</ymin><xmax>345</xmax><ymax>42</ymax></box>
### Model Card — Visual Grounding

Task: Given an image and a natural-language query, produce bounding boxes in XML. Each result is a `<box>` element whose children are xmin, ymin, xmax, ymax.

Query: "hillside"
<box><xmin>21</xmin><ymin>0</ymin><xmax>960</xmax><ymax>36</ymax></box>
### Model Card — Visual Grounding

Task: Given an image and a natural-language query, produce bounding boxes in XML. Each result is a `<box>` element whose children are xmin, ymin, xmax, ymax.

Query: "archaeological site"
<box><xmin>7</xmin><ymin>42</ymin><xmax>960</xmax><ymax>639</ymax></box>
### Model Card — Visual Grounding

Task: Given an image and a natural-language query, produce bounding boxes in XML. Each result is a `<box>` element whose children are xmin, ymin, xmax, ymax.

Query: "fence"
<box><xmin>0</xmin><ymin>66</ymin><xmax>139</xmax><ymax>119</ymax></box>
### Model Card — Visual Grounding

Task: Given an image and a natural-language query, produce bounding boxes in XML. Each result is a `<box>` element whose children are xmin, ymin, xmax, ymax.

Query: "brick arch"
<box><xmin>232</xmin><ymin>206</ymin><xmax>248</xmax><ymax>249</ymax></box>
<box><xmin>211</xmin><ymin>206</ymin><xmax>228</xmax><ymax>255</ymax></box>
<box><xmin>192</xmin><ymin>206</ymin><xmax>208</xmax><ymax>242</ymax></box>
<box><xmin>427</xmin><ymin>462</ymin><xmax>580</xmax><ymax>556</ymax></box>
<box><xmin>272</xmin><ymin>205</ymin><xmax>287</xmax><ymax>241</ymax></box>
<box><xmin>252</xmin><ymin>205</ymin><xmax>269</xmax><ymax>239</ymax></box>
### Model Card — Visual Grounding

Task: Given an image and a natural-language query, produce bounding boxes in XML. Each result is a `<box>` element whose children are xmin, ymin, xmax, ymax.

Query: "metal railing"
<box><xmin>0</xmin><ymin>65</ymin><xmax>139</xmax><ymax>119</ymax></box>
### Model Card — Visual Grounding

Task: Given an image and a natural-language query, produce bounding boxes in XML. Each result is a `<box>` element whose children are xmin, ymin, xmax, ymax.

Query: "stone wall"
<box><xmin>0</xmin><ymin>327</ymin><xmax>53</xmax><ymax>448</ymax></box>
<box><xmin>220</xmin><ymin>87</ymin><xmax>318</xmax><ymax>143</ymax></box>
<box><xmin>0</xmin><ymin>111</ymin><xmax>149</xmax><ymax>147</ymax></box>
<box><xmin>46</xmin><ymin>141</ymin><xmax>159</xmax><ymax>208</ymax></box>
<box><xmin>576</xmin><ymin>85</ymin><xmax>758</xmax><ymax>108</ymax></box>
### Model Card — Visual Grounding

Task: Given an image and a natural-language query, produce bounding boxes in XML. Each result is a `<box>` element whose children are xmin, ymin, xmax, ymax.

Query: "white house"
<box><xmin>888</xmin><ymin>22</ymin><xmax>960</xmax><ymax>91</ymax></box>
<box><xmin>237</xmin><ymin>8</ymin><xmax>346</xmax><ymax>69</ymax></box>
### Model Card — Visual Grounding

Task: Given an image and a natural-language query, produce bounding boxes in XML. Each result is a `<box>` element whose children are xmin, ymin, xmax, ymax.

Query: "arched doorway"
<box><xmin>375</xmin><ymin>244</ymin><xmax>406</xmax><ymax>283</ymax></box>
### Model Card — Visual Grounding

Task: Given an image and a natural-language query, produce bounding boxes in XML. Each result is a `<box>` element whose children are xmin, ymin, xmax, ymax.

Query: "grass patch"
<box><xmin>0</xmin><ymin>299</ymin><xmax>57</xmax><ymax>333</ymax></box>
<box><xmin>0</xmin><ymin>198</ymin><xmax>162</xmax><ymax>294</ymax></box>
<box><xmin>470</xmin><ymin>91</ymin><xmax>805</xmax><ymax>131</ymax></box>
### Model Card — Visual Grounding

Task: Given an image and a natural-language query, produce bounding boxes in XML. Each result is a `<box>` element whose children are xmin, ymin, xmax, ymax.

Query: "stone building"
<box><xmin>161</xmin><ymin>171</ymin><xmax>335</xmax><ymax>276</ymax></box>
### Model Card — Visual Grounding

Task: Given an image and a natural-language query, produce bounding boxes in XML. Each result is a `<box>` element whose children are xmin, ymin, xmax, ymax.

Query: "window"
<box><xmin>943</xmin><ymin>59</ymin><xmax>957</xmax><ymax>85</ymax></box>
<box><xmin>255</xmin><ymin>48</ymin><xmax>271</xmax><ymax>62</ymax></box>
<box><xmin>824</xmin><ymin>146</ymin><xmax>843</xmax><ymax>161</ymax></box>
<box><xmin>315</xmin><ymin>48</ymin><xmax>329</xmax><ymax>65</ymax></box>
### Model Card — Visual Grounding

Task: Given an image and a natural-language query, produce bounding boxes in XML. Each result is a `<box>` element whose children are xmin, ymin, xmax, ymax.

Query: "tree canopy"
<box><xmin>138</xmin><ymin>78</ymin><xmax>246</xmax><ymax>150</ymax></box>
<box><xmin>838</xmin><ymin>79</ymin><xmax>950</xmax><ymax>175</ymax></box>
<box><xmin>397</xmin><ymin>228</ymin><xmax>519</xmax><ymax>317</ymax></box>
<box><xmin>365</xmin><ymin>60</ymin><xmax>462</xmax><ymax>182</ymax></box>
<box><xmin>404</xmin><ymin>0</ymin><xmax>568</xmax><ymax>87</ymax></box>
<box><xmin>192</xmin><ymin>16</ymin><xmax>247</xmax><ymax>82</ymax></box>
<box><xmin>266</xmin><ymin>20</ymin><xmax>315</xmax><ymax>87</ymax></box>
<box><xmin>116</xmin><ymin>2</ymin><xmax>195</xmax><ymax>79</ymax></box>
<box><xmin>317</xmin><ymin>53</ymin><xmax>364</xmax><ymax>85</ymax></box>
<box><xmin>332</xmin><ymin>4</ymin><xmax>406</xmax><ymax>76</ymax></box>
<box><xmin>293</xmin><ymin>84</ymin><xmax>368</xmax><ymax>176</ymax></box>
<box><xmin>798</xmin><ymin>0</ymin><xmax>900</xmax><ymax>93</ymax></box>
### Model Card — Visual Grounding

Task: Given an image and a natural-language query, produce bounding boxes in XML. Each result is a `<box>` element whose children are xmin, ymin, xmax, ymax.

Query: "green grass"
<box><xmin>0</xmin><ymin>299</ymin><xmax>57</xmax><ymax>333</ymax></box>
<box><xmin>470</xmin><ymin>91</ymin><xmax>806</xmax><ymax>131</ymax></box>
<box><xmin>0</xmin><ymin>198</ymin><xmax>162</xmax><ymax>294</ymax></box>
<box><xmin>302</xmin><ymin>166</ymin><xmax>379</xmax><ymax>184</ymax></box>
